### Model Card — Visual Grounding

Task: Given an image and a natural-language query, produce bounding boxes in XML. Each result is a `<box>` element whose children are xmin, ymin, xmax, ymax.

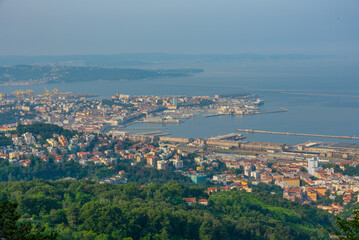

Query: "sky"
<box><xmin>0</xmin><ymin>0</ymin><xmax>358</xmax><ymax>56</ymax></box>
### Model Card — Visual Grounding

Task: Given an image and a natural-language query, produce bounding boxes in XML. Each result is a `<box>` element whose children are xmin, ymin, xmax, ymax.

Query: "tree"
<box><xmin>0</xmin><ymin>200</ymin><xmax>57</xmax><ymax>240</ymax></box>
<box><xmin>329</xmin><ymin>209</ymin><xmax>359</xmax><ymax>239</ymax></box>
<box><xmin>199</xmin><ymin>221</ymin><xmax>213</xmax><ymax>240</ymax></box>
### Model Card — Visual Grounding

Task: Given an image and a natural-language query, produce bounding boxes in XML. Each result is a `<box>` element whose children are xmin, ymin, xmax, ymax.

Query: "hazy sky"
<box><xmin>0</xmin><ymin>0</ymin><xmax>358</xmax><ymax>56</ymax></box>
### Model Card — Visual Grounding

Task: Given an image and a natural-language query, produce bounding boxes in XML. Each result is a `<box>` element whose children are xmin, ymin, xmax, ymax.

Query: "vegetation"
<box><xmin>0</xmin><ymin>157</ymin><xmax>190</xmax><ymax>184</ymax></box>
<box><xmin>324</xmin><ymin>163</ymin><xmax>359</xmax><ymax>177</ymax></box>
<box><xmin>113</xmin><ymin>163</ymin><xmax>191</xmax><ymax>185</ymax></box>
<box><xmin>0</xmin><ymin>180</ymin><xmax>333</xmax><ymax>240</ymax></box>
<box><xmin>329</xmin><ymin>209</ymin><xmax>359</xmax><ymax>239</ymax></box>
<box><xmin>0</xmin><ymin>200</ymin><xmax>57</xmax><ymax>239</ymax></box>
<box><xmin>0</xmin><ymin>123</ymin><xmax>337</xmax><ymax>239</ymax></box>
<box><xmin>0</xmin><ymin>134</ymin><xmax>12</xmax><ymax>147</ymax></box>
<box><xmin>341</xmin><ymin>165</ymin><xmax>359</xmax><ymax>177</ymax></box>
<box><xmin>16</xmin><ymin>123</ymin><xmax>75</xmax><ymax>141</ymax></box>
<box><xmin>0</xmin><ymin>158</ymin><xmax>88</xmax><ymax>181</ymax></box>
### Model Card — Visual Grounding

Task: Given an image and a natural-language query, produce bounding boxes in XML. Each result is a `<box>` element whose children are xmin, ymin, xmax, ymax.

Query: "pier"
<box><xmin>237</xmin><ymin>129</ymin><xmax>359</xmax><ymax>140</ymax></box>
<box><xmin>136</xmin><ymin>131</ymin><xmax>170</xmax><ymax>136</ymax></box>
<box><xmin>257</xmin><ymin>108</ymin><xmax>288</xmax><ymax>114</ymax></box>
<box><xmin>208</xmin><ymin>133</ymin><xmax>246</xmax><ymax>141</ymax></box>
<box><xmin>203</xmin><ymin>113</ymin><xmax>227</xmax><ymax>118</ymax></box>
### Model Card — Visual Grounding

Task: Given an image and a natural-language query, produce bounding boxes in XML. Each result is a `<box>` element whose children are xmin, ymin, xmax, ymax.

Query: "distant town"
<box><xmin>1</xmin><ymin>89</ymin><xmax>359</xmax><ymax>217</ymax></box>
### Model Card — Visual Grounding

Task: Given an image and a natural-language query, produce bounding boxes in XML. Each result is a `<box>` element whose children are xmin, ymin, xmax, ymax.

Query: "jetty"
<box><xmin>136</xmin><ymin>131</ymin><xmax>170</xmax><ymax>136</ymax></box>
<box><xmin>203</xmin><ymin>113</ymin><xmax>227</xmax><ymax>118</ymax></box>
<box><xmin>257</xmin><ymin>108</ymin><xmax>288</xmax><ymax>114</ymax></box>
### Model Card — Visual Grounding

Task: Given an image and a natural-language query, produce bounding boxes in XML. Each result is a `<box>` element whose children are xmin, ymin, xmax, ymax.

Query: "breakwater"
<box><xmin>237</xmin><ymin>129</ymin><xmax>359</xmax><ymax>140</ymax></box>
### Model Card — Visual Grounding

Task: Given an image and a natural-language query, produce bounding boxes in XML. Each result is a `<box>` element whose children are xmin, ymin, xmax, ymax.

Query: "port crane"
<box><xmin>37</xmin><ymin>88</ymin><xmax>72</xmax><ymax>98</ymax></box>
<box><xmin>12</xmin><ymin>89</ymin><xmax>34</xmax><ymax>98</ymax></box>
<box><xmin>37</xmin><ymin>88</ymin><xmax>53</xmax><ymax>98</ymax></box>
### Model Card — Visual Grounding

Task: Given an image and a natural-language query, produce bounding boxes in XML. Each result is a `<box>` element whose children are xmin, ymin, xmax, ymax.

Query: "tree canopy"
<box><xmin>0</xmin><ymin>180</ymin><xmax>334</xmax><ymax>240</ymax></box>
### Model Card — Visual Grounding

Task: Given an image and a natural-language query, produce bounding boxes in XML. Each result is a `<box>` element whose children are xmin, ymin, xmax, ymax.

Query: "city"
<box><xmin>1</xmin><ymin>1</ymin><xmax>358</xmax><ymax>239</ymax></box>
<box><xmin>1</xmin><ymin>89</ymin><xmax>359</xmax><ymax>218</ymax></box>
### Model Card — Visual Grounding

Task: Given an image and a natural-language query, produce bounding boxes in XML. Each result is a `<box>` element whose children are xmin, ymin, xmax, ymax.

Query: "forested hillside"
<box><xmin>0</xmin><ymin>180</ymin><xmax>333</xmax><ymax>240</ymax></box>
<box><xmin>0</xmin><ymin>65</ymin><xmax>202</xmax><ymax>83</ymax></box>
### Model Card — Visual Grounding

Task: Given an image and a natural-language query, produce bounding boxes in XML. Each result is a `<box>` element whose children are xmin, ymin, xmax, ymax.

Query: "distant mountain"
<box><xmin>0</xmin><ymin>53</ymin><xmax>332</xmax><ymax>67</ymax></box>
<box><xmin>0</xmin><ymin>65</ymin><xmax>203</xmax><ymax>84</ymax></box>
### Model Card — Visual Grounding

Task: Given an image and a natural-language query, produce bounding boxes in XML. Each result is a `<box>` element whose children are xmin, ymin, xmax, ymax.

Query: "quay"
<box><xmin>136</xmin><ymin>131</ymin><xmax>170</xmax><ymax>136</ymax></box>
<box><xmin>237</xmin><ymin>129</ymin><xmax>359</xmax><ymax>140</ymax></box>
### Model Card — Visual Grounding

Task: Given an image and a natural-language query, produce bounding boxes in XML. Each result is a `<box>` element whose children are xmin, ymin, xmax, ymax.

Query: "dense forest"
<box><xmin>0</xmin><ymin>180</ymin><xmax>333</xmax><ymax>240</ymax></box>
<box><xmin>0</xmin><ymin>65</ymin><xmax>203</xmax><ymax>83</ymax></box>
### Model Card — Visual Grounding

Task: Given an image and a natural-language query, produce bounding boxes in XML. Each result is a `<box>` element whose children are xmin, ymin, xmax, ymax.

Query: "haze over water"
<box><xmin>1</xmin><ymin>0</ymin><xmax>358</xmax><ymax>144</ymax></box>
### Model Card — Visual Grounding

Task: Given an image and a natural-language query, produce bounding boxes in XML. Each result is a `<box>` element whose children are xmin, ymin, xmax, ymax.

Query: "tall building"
<box><xmin>58</xmin><ymin>135</ymin><xmax>69</xmax><ymax>147</ymax></box>
<box><xmin>147</xmin><ymin>156</ymin><xmax>158</xmax><ymax>167</ymax></box>
<box><xmin>172</xmin><ymin>97</ymin><xmax>178</xmax><ymax>107</ymax></box>
<box><xmin>157</xmin><ymin>160</ymin><xmax>168</xmax><ymax>170</ymax></box>
<box><xmin>22</xmin><ymin>132</ymin><xmax>36</xmax><ymax>145</ymax></box>
<box><xmin>173</xmin><ymin>159</ymin><xmax>183</xmax><ymax>169</ymax></box>
<box><xmin>307</xmin><ymin>157</ymin><xmax>319</xmax><ymax>175</ymax></box>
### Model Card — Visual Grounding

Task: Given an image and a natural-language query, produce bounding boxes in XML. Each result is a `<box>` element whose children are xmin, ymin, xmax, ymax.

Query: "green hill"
<box><xmin>0</xmin><ymin>180</ymin><xmax>333</xmax><ymax>240</ymax></box>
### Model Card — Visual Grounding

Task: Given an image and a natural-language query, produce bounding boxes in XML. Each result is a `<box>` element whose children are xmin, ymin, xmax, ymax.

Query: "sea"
<box><xmin>1</xmin><ymin>58</ymin><xmax>359</xmax><ymax>145</ymax></box>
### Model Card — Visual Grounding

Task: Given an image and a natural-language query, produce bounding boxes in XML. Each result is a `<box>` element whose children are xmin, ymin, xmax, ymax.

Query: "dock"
<box><xmin>208</xmin><ymin>133</ymin><xmax>246</xmax><ymax>141</ymax></box>
<box><xmin>237</xmin><ymin>129</ymin><xmax>359</xmax><ymax>140</ymax></box>
<box><xmin>136</xmin><ymin>131</ymin><xmax>170</xmax><ymax>137</ymax></box>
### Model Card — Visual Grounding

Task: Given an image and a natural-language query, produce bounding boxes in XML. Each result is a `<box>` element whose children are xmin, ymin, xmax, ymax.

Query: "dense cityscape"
<box><xmin>1</xmin><ymin>1</ymin><xmax>358</xmax><ymax>239</ymax></box>
<box><xmin>1</xmin><ymin>90</ymin><xmax>359</xmax><ymax>221</ymax></box>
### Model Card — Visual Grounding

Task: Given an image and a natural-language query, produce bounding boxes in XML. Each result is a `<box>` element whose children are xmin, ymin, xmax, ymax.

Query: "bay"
<box><xmin>1</xmin><ymin>58</ymin><xmax>358</xmax><ymax>144</ymax></box>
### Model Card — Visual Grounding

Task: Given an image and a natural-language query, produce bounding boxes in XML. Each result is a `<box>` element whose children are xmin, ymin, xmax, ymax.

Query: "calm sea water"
<box><xmin>1</xmin><ymin>59</ymin><xmax>359</xmax><ymax>144</ymax></box>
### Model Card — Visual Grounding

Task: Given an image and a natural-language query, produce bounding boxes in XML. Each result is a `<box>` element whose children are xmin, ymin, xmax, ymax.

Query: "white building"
<box><xmin>251</xmin><ymin>171</ymin><xmax>261</xmax><ymax>179</ymax></box>
<box><xmin>173</xmin><ymin>159</ymin><xmax>183</xmax><ymax>169</ymax></box>
<box><xmin>157</xmin><ymin>160</ymin><xmax>168</xmax><ymax>170</ymax></box>
<box><xmin>23</xmin><ymin>132</ymin><xmax>36</xmax><ymax>145</ymax></box>
<box><xmin>244</xmin><ymin>169</ymin><xmax>251</xmax><ymax>177</ymax></box>
<box><xmin>307</xmin><ymin>157</ymin><xmax>319</xmax><ymax>175</ymax></box>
